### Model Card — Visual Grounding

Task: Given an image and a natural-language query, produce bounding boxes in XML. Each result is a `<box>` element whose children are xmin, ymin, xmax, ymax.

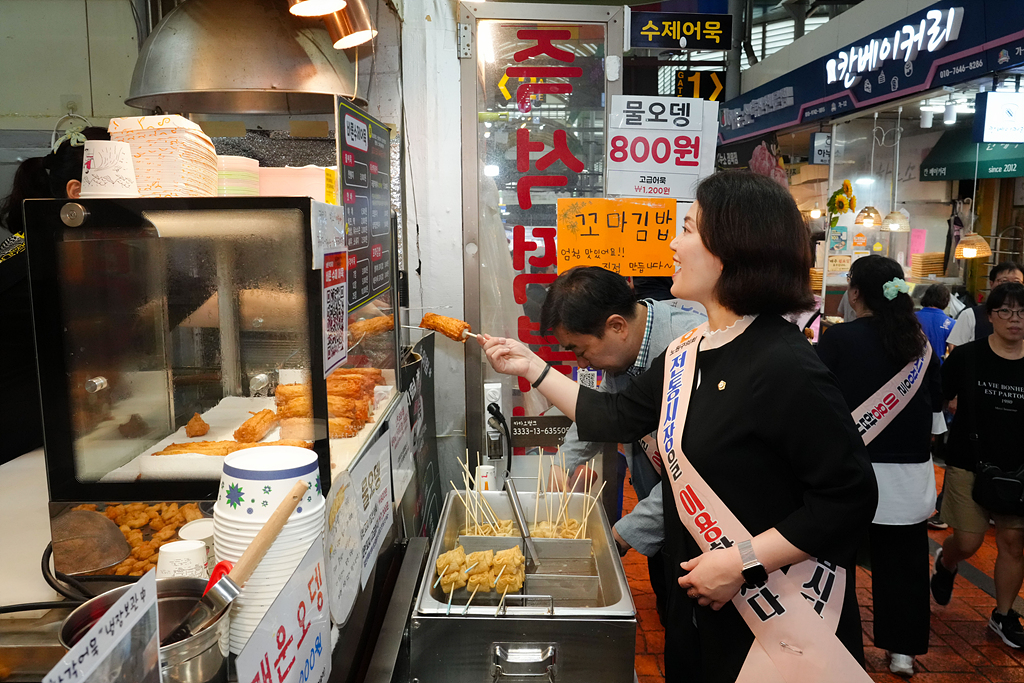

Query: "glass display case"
<box><xmin>25</xmin><ymin>197</ymin><xmax>398</xmax><ymax>503</ymax></box>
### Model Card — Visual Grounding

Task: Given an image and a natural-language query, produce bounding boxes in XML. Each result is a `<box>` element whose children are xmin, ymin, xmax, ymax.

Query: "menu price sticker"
<box><xmin>238</xmin><ymin>539</ymin><xmax>332</xmax><ymax>683</ymax></box>
<box><xmin>325</xmin><ymin>472</ymin><xmax>361</xmax><ymax>627</ymax></box>
<box><xmin>606</xmin><ymin>95</ymin><xmax>719</xmax><ymax>201</ymax></box>
<box><xmin>388</xmin><ymin>393</ymin><xmax>414</xmax><ymax>504</ymax></box>
<box><xmin>556</xmin><ymin>197</ymin><xmax>676</xmax><ymax>276</ymax></box>
<box><xmin>350</xmin><ymin>433</ymin><xmax>393</xmax><ymax>587</ymax></box>
<box><xmin>322</xmin><ymin>249</ymin><xmax>349</xmax><ymax>378</ymax></box>
<box><xmin>45</xmin><ymin>571</ymin><xmax>159</xmax><ymax>683</ymax></box>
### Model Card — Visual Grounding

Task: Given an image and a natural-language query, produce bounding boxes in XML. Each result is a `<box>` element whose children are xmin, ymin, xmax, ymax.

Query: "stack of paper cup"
<box><xmin>217</xmin><ymin>156</ymin><xmax>260</xmax><ymax>196</ymax></box>
<box><xmin>79</xmin><ymin>140</ymin><xmax>140</xmax><ymax>199</ymax></box>
<box><xmin>213</xmin><ymin>445</ymin><xmax>325</xmax><ymax>654</ymax></box>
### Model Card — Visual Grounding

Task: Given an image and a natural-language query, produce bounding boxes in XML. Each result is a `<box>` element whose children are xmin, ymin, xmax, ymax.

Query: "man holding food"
<box><xmin>541</xmin><ymin>266</ymin><xmax>705</xmax><ymax>622</ymax></box>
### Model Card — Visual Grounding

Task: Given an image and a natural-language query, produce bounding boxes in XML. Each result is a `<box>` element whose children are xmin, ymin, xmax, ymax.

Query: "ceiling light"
<box><xmin>484</xmin><ymin>165</ymin><xmax>499</xmax><ymax>177</ymax></box>
<box><xmin>882</xmin><ymin>211</ymin><xmax>910</xmax><ymax>232</ymax></box>
<box><xmin>944</xmin><ymin>102</ymin><xmax>957</xmax><ymax>125</ymax></box>
<box><xmin>810</xmin><ymin>203</ymin><xmax>821</xmax><ymax>219</ymax></box>
<box><xmin>920</xmin><ymin>110</ymin><xmax>934</xmax><ymax>128</ymax></box>
<box><xmin>288</xmin><ymin>0</ymin><xmax>347</xmax><ymax>16</ymax></box>
<box><xmin>855</xmin><ymin>177</ymin><xmax>875</xmax><ymax>186</ymax></box>
<box><xmin>323</xmin><ymin>0</ymin><xmax>377</xmax><ymax>50</ymax></box>
<box><xmin>854</xmin><ymin>206</ymin><xmax>882</xmax><ymax>227</ymax></box>
<box><xmin>954</xmin><ymin>233</ymin><xmax>992</xmax><ymax>259</ymax></box>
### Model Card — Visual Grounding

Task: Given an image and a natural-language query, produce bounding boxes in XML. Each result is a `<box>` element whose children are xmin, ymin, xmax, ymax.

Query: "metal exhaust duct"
<box><xmin>126</xmin><ymin>0</ymin><xmax>361</xmax><ymax>115</ymax></box>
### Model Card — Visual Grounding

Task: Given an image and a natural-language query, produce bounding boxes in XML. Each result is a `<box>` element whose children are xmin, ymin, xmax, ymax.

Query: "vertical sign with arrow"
<box><xmin>675</xmin><ymin>70</ymin><xmax>725</xmax><ymax>101</ymax></box>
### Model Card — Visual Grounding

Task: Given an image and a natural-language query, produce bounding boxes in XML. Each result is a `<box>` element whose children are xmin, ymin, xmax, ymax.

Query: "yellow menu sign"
<box><xmin>556</xmin><ymin>197</ymin><xmax>677</xmax><ymax>276</ymax></box>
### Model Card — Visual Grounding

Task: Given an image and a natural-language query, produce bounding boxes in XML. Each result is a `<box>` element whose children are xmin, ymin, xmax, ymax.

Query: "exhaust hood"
<box><xmin>126</xmin><ymin>0</ymin><xmax>360</xmax><ymax>115</ymax></box>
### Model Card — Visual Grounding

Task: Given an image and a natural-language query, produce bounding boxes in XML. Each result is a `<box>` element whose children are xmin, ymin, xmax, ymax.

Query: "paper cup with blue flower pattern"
<box><xmin>215</xmin><ymin>446</ymin><xmax>324</xmax><ymax>522</ymax></box>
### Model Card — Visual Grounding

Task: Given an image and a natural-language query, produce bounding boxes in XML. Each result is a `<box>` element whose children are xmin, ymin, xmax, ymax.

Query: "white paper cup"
<box><xmin>156</xmin><ymin>540</ymin><xmax>209</xmax><ymax>579</ymax></box>
<box><xmin>178</xmin><ymin>518</ymin><xmax>215</xmax><ymax>566</ymax></box>
<box><xmin>477</xmin><ymin>465</ymin><xmax>496</xmax><ymax>491</ymax></box>
<box><xmin>79</xmin><ymin>140</ymin><xmax>140</xmax><ymax>198</ymax></box>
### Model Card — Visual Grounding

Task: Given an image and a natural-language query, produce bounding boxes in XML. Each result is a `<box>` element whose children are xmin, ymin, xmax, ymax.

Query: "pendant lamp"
<box><xmin>854</xmin><ymin>206</ymin><xmax>882</xmax><ymax>227</ymax></box>
<box><xmin>323</xmin><ymin>0</ymin><xmax>378</xmax><ymax>49</ymax></box>
<box><xmin>882</xmin><ymin>210</ymin><xmax>910</xmax><ymax>232</ymax></box>
<box><xmin>954</xmin><ymin>233</ymin><xmax>992</xmax><ymax>260</ymax></box>
<box><xmin>288</xmin><ymin>0</ymin><xmax>347</xmax><ymax>16</ymax></box>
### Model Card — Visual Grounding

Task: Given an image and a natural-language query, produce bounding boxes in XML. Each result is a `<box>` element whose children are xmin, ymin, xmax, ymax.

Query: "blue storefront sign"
<box><xmin>719</xmin><ymin>0</ymin><xmax>1024</xmax><ymax>143</ymax></box>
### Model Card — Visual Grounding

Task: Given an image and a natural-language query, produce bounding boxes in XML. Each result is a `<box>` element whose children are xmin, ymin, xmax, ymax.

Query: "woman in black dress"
<box><xmin>479</xmin><ymin>171</ymin><xmax>877</xmax><ymax>682</ymax></box>
<box><xmin>817</xmin><ymin>255</ymin><xmax>940</xmax><ymax>677</ymax></box>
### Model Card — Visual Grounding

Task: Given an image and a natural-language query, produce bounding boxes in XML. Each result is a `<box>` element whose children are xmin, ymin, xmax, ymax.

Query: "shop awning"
<box><xmin>920</xmin><ymin>126</ymin><xmax>1024</xmax><ymax>181</ymax></box>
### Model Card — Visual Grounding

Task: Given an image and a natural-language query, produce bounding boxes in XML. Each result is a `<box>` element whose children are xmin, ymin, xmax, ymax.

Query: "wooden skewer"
<box><xmin>534</xmin><ymin>455</ymin><xmax>543</xmax><ymax>532</ymax></box>
<box><xmin>462</xmin><ymin>585</ymin><xmax>480</xmax><ymax>615</ymax></box>
<box><xmin>447</xmin><ymin>587</ymin><xmax>454</xmax><ymax>615</ymax></box>
<box><xmin>493</xmin><ymin>564</ymin><xmax>506</xmax><ymax>586</ymax></box>
<box><xmin>496</xmin><ymin>587</ymin><xmax>508</xmax><ymax>617</ymax></box>
<box><xmin>575</xmin><ymin>480</ymin><xmax>607</xmax><ymax>539</ymax></box>
<box><xmin>434</xmin><ymin>565</ymin><xmax>449</xmax><ymax>588</ymax></box>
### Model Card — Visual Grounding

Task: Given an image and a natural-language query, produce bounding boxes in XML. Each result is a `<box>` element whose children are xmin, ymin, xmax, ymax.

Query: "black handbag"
<box><xmin>973</xmin><ymin>461</ymin><xmax>1024</xmax><ymax>516</ymax></box>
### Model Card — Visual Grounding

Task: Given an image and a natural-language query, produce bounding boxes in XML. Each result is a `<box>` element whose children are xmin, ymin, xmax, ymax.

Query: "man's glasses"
<box><xmin>993</xmin><ymin>308</ymin><xmax>1024</xmax><ymax>320</ymax></box>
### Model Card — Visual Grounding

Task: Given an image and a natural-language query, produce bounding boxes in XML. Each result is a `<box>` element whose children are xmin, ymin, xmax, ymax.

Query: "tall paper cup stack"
<box><xmin>79</xmin><ymin>140</ymin><xmax>140</xmax><ymax>198</ymax></box>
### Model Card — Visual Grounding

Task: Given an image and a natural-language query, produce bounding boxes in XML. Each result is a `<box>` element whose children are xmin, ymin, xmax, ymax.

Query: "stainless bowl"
<box><xmin>60</xmin><ymin>577</ymin><xmax>230</xmax><ymax>683</ymax></box>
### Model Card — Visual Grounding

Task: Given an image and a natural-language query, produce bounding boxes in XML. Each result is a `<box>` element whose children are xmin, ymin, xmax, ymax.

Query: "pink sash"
<box><xmin>851</xmin><ymin>342</ymin><xmax>931</xmax><ymax>445</ymax></box>
<box><xmin>659</xmin><ymin>321</ymin><xmax>871</xmax><ymax>683</ymax></box>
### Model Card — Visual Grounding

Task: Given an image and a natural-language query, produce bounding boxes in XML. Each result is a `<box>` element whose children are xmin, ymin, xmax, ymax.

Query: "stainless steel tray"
<box><xmin>414</xmin><ymin>490</ymin><xmax>635</xmax><ymax>618</ymax></box>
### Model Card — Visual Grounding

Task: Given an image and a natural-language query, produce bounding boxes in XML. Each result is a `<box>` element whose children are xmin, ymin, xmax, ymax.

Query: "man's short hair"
<box><xmin>921</xmin><ymin>283</ymin><xmax>950</xmax><ymax>309</ymax></box>
<box><xmin>989</xmin><ymin>262</ymin><xmax>1023</xmax><ymax>282</ymax></box>
<box><xmin>540</xmin><ymin>267</ymin><xmax>637</xmax><ymax>338</ymax></box>
<box><xmin>986</xmin><ymin>282</ymin><xmax>1024</xmax><ymax>313</ymax></box>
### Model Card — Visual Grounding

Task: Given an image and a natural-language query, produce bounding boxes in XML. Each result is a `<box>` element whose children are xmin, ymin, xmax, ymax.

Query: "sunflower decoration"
<box><xmin>825</xmin><ymin>180</ymin><xmax>857</xmax><ymax>228</ymax></box>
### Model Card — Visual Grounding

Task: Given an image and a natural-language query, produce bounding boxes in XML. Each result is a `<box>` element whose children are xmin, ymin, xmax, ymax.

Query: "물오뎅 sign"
<box><xmin>556</xmin><ymin>197</ymin><xmax>676</xmax><ymax>277</ymax></box>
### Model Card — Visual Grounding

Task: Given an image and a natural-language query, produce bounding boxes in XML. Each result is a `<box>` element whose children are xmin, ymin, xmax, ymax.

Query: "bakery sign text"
<box><xmin>825</xmin><ymin>7</ymin><xmax>964</xmax><ymax>89</ymax></box>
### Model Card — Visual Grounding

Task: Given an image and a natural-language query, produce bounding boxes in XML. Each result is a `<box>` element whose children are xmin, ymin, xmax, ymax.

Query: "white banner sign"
<box><xmin>350</xmin><ymin>433</ymin><xmax>393</xmax><ymax>587</ymax></box>
<box><xmin>606</xmin><ymin>95</ymin><xmax>719</xmax><ymax>201</ymax></box>
<box><xmin>389</xmin><ymin>393</ymin><xmax>414</xmax><ymax>503</ymax></box>
<box><xmin>45</xmin><ymin>572</ymin><xmax>159</xmax><ymax>683</ymax></box>
<box><xmin>325</xmin><ymin>471</ymin><xmax>361</xmax><ymax>627</ymax></box>
<box><xmin>237</xmin><ymin>538</ymin><xmax>332</xmax><ymax>683</ymax></box>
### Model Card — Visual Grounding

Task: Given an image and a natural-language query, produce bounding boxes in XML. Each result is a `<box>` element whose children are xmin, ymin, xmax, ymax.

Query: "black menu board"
<box><xmin>337</xmin><ymin>99</ymin><xmax>392</xmax><ymax>312</ymax></box>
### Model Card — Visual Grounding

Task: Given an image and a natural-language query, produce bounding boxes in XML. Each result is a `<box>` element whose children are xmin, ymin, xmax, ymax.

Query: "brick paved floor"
<box><xmin>622</xmin><ymin>464</ymin><xmax>1024</xmax><ymax>682</ymax></box>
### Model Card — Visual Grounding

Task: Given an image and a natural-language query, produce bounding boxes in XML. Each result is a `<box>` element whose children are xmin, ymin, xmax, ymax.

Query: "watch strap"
<box><xmin>738</xmin><ymin>539</ymin><xmax>758</xmax><ymax>568</ymax></box>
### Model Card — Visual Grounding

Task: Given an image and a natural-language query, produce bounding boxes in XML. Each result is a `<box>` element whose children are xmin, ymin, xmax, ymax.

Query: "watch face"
<box><xmin>742</xmin><ymin>564</ymin><xmax>769</xmax><ymax>588</ymax></box>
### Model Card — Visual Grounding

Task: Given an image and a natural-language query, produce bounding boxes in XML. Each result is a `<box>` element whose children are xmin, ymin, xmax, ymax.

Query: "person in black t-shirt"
<box><xmin>932</xmin><ymin>282</ymin><xmax>1024</xmax><ymax>649</ymax></box>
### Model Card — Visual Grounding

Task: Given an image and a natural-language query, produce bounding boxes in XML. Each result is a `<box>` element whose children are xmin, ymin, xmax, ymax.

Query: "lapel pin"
<box><xmin>717</xmin><ymin>380</ymin><xmax>726</xmax><ymax>391</ymax></box>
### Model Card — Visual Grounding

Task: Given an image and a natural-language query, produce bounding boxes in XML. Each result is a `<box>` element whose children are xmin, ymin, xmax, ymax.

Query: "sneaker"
<box><xmin>989</xmin><ymin>609</ymin><xmax>1024</xmax><ymax>648</ymax></box>
<box><xmin>889</xmin><ymin>653</ymin><xmax>915</xmax><ymax>677</ymax></box>
<box><xmin>931</xmin><ymin>549</ymin><xmax>956</xmax><ymax>605</ymax></box>
<box><xmin>927</xmin><ymin>513</ymin><xmax>948</xmax><ymax>530</ymax></box>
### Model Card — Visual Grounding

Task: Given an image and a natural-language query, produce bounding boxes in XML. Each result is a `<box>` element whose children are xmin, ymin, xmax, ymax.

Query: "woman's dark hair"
<box><xmin>540</xmin><ymin>266</ymin><xmax>638</xmax><ymax>337</ymax></box>
<box><xmin>989</xmin><ymin>262</ymin><xmax>1023</xmax><ymax>282</ymax></box>
<box><xmin>849</xmin><ymin>255</ymin><xmax>925</xmax><ymax>366</ymax></box>
<box><xmin>985</xmin><ymin>282</ymin><xmax>1024</xmax><ymax>313</ymax></box>
<box><xmin>695</xmin><ymin>171</ymin><xmax>813</xmax><ymax>315</ymax></box>
<box><xmin>920</xmin><ymin>283</ymin><xmax>950</xmax><ymax>309</ymax></box>
<box><xmin>0</xmin><ymin>126</ymin><xmax>109</xmax><ymax>234</ymax></box>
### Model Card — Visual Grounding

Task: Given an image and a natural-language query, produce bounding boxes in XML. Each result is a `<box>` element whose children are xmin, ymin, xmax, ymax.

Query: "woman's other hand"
<box><xmin>677</xmin><ymin>547</ymin><xmax>745</xmax><ymax>610</ymax></box>
<box><xmin>478</xmin><ymin>334</ymin><xmax>542</xmax><ymax>378</ymax></box>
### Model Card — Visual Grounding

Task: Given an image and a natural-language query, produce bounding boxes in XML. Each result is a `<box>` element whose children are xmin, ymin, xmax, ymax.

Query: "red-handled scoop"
<box><xmin>161</xmin><ymin>479</ymin><xmax>308</xmax><ymax>646</ymax></box>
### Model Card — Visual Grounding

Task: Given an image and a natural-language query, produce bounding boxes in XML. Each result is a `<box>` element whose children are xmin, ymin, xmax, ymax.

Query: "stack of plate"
<box><xmin>810</xmin><ymin>268</ymin><xmax>824</xmax><ymax>291</ymax></box>
<box><xmin>213</xmin><ymin>445</ymin><xmax>325</xmax><ymax>654</ymax></box>
<box><xmin>218</xmin><ymin>156</ymin><xmax>260</xmax><ymax>197</ymax></box>
<box><xmin>911</xmin><ymin>252</ymin><xmax>946</xmax><ymax>278</ymax></box>
<box><xmin>108</xmin><ymin>115</ymin><xmax>218</xmax><ymax>198</ymax></box>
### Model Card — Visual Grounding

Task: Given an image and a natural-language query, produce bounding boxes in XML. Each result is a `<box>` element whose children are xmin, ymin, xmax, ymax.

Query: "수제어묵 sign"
<box><xmin>556</xmin><ymin>197</ymin><xmax>677</xmax><ymax>277</ymax></box>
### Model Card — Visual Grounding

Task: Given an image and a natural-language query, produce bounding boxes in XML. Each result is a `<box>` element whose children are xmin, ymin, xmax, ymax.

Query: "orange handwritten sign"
<box><xmin>556</xmin><ymin>197</ymin><xmax>677</xmax><ymax>276</ymax></box>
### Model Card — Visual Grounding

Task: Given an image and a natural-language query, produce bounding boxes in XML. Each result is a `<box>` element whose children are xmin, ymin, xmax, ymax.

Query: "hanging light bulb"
<box><xmin>323</xmin><ymin>0</ymin><xmax>377</xmax><ymax>49</ymax></box>
<box><xmin>810</xmin><ymin>203</ymin><xmax>822</xmax><ymax>220</ymax></box>
<box><xmin>954</xmin><ymin>233</ymin><xmax>992</xmax><ymax>259</ymax></box>
<box><xmin>288</xmin><ymin>0</ymin><xmax>347</xmax><ymax>16</ymax></box>
<box><xmin>854</xmin><ymin>206</ymin><xmax>882</xmax><ymax>227</ymax></box>
<box><xmin>882</xmin><ymin>211</ymin><xmax>910</xmax><ymax>232</ymax></box>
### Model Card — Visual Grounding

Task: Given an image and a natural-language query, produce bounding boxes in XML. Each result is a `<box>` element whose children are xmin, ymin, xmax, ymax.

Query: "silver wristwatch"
<box><xmin>738</xmin><ymin>539</ymin><xmax>769</xmax><ymax>588</ymax></box>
